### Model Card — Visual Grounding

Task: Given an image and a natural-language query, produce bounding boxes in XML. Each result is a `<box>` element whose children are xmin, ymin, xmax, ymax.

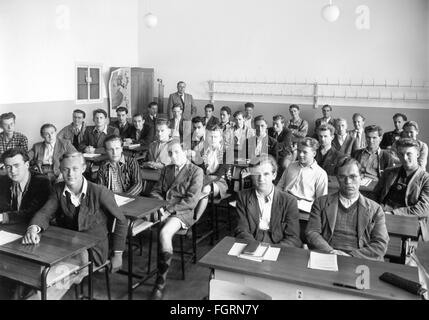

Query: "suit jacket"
<box><xmin>29</xmin><ymin>138</ymin><xmax>77</xmax><ymax>176</ymax></box>
<box><xmin>128</xmin><ymin>126</ymin><xmax>150</xmax><ymax>147</ymax></box>
<box><xmin>332</xmin><ymin>133</ymin><xmax>357</xmax><ymax>156</ymax></box>
<box><xmin>147</xmin><ymin>140</ymin><xmax>171</xmax><ymax>166</ymax></box>
<box><xmin>30</xmin><ymin>181</ymin><xmax>128</xmax><ymax>266</ymax></box>
<box><xmin>235</xmin><ymin>187</ymin><xmax>302</xmax><ymax>247</ymax></box>
<box><xmin>0</xmin><ymin>173</ymin><xmax>51</xmax><ymax>224</ymax></box>
<box><xmin>305</xmin><ymin>193</ymin><xmax>389</xmax><ymax>261</ymax></box>
<box><xmin>380</xmin><ymin>130</ymin><xmax>401</xmax><ymax>149</ymax></box>
<box><xmin>142</xmin><ymin>114</ymin><xmax>157</xmax><ymax>145</ymax></box>
<box><xmin>205</xmin><ymin>116</ymin><xmax>220</xmax><ymax>129</ymax></box>
<box><xmin>111</xmin><ymin>121</ymin><xmax>132</xmax><ymax>139</ymax></box>
<box><xmin>169</xmin><ymin>117</ymin><xmax>184</xmax><ymax>140</ymax></box>
<box><xmin>167</xmin><ymin>92</ymin><xmax>197</xmax><ymax>120</ymax></box>
<box><xmin>150</xmin><ymin>162</ymin><xmax>203</xmax><ymax>226</ymax></box>
<box><xmin>348</xmin><ymin>129</ymin><xmax>367</xmax><ymax>149</ymax></box>
<box><xmin>352</xmin><ymin>148</ymin><xmax>395</xmax><ymax>179</ymax></box>
<box><xmin>268</xmin><ymin>127</ymin><xmax>293</xmax><ymax>158</ymax></box>
<box><xmin>245</xmin><ymin>135</ymin><xmax>278</xmax><ymax>159</ymax></box>
<box><xmin>315</xmin><ymin>147</ymin><xmax>344</xmax><ymax>175</ymax></box>
<box><xmin>373</xmin><ymin>166</ymin><xmax>429</xmax><ymax>241</ymax></box>
<box><xmin>57</xmin><ymin>122</ymin><xmax>87</xmax><ymax>149</ymax></box>
<box><xmin>79</xmin><ymin>126</ymin><xmax>120</xmax><ymax>154</ymax></box>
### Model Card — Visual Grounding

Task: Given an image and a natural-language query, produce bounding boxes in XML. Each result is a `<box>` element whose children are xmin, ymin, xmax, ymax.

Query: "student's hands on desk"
<box><xmin>329</xmin><ymin>249</ymin><xmax>351</xmax><ymax>257</ymax></box>
<box><xmin>22</xmin><ymin>225</ymin><xmax>41</xmax><ymax>245</ymax></box>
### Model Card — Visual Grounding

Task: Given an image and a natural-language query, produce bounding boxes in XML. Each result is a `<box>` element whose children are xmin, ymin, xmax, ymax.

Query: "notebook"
<box><xmin>307</xmin><ymin>251</ymin><xmax>338</xmax><ymax>272</ymax></box>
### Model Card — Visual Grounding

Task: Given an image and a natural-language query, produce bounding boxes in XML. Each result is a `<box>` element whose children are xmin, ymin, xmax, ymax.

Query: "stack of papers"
<box><xmin>114</xmin><ymin>194</ymin><xmax>135</xmax><ymax>207</ymax></box>
<box><xmin>228</xmin><ymin>242</ymin><xmax>281</xmax><ymax>262</ymax></box>
<box><xmin>307</xmin><ymin>251</ymin><xmax>338</xmax><ymax>271</ymax></box>
<box><xmin>360</xmin><ymin>177</ymin><xmax>373</xmax><ymax>187</ymax></box>
<box><xmin>127</xmin><ymin>144</ymin><xmax>141</xmax><ymax>149</ymax></box>
<box><xmin>0</xmin><ymin>231</ymin><xmax>22</xmax><ymax>246</ymax></box>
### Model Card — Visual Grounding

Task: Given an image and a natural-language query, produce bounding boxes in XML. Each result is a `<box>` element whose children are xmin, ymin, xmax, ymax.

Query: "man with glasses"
<box><xmin>306</xmin><ymin>157</ymin><xmax>389</xmax><ymax>261</ymax></box>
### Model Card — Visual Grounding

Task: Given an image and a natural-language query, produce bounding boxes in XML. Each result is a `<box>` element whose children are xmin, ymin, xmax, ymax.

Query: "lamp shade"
<box><xmin>321</xmin><ymin>4</ymin><xmax>340</xmax><ymax>22</ymax></box>
<box><xmin>144</xmin><ymin>13</ymin><xmax>158</xmax><ymax>28</ymax></box>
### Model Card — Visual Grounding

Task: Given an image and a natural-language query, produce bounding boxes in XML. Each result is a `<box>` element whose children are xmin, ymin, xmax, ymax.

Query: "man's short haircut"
<box><xmin>208</xmin><ymin>124</ymin><xmax>223</xmax><ymax>134</ymax></box>
<box><xmin>298</xmin><ymin>137</ymin><xmax>319</xmax><ymax>151</ymax></box>
<box><xmin>335</xmin><ymin>117</ymin><xmax>347</xmax><ymax>126</ymax></box>
<box><xmin>249</xmin><ymin>154</ymin><xmax>278</xmax><ymax>174</ymax></box>
<box><xmin>148</xmin><ymin>101</ymin><xmax>158</xmax><ymax>109</ymax></box>
<box><xmin>403</xmin><ymin>120</ymin><xmax>419</xmax><ymax>131</ymax></box>
<box><xmin>352</xmin><ymin>113</ymin><xmax>366</xmax><ymax>121</ymax></box>
<box><xmin>93</xmin><ymin>109</ymin><xmax>107</xmax><ymax>118</ymax></box>
<box><xmin>40</xmin><ymin>123</ymin><xmax>57</xmax><ymax>136</ymax></box>
<box><xmin>132</xmin><ymin>113</ymin><xmax>143</xmax><ymax>119</ymax></box>
<box><xmin>393</xmin><ymin>113</ymin><xmax>407</xmax><ymax>121</ymax></box>
<box><xmin>317</xmin><ymin>123</ymin><xmax>335</xmax><ymax>136</ymax></box>
<box><xmin>253</xmin><ymin>115</ymin><xmax>267</xmax><ymax>125</ymax></box>
<box><xmin>395</xmin><ymin>138</ymin><xmax>420</xmax><ymax>150</ymax></box>
<box><xmin>1</xmin><ymin>148</ymin><xmax>29</xmax><ymax>163</ymax></box>
<box><xmin>233</xmin><ymin>111</ymin><xmax>244</xmax><ymax>118</ymax></box>
<box><xmin>73</xmin><ymin>109</ymin><xmax>86</xmax><ymax>118</ymax></box>
<box><xmin>192</xmin><ymin>116</ymin><xmax>205</xmax><ymax>125</ymax></box>
<box><xmin>156</xmin><ymin>118</ymin><xmax>170</xmax><ymax>127</ymax></box>
<box><xmin>289</xmin><ymin>104</ymin><xmax>300</xmax><ymax>111</ymax></box>
<box><xmin>205</xmin><ymin>104</ymin><xmax>214</xmax><ymax>111</ymax></box>
<box><xmin>104</xmin><ymin>134</ymin><xmax>123</xmax><ymax>148</ymax></box>
<box><xmin>172</xmin><ymin>103</ymin><xmax>183</xmax><ymax>111</ymax></box>
<box><xmin>273</xmin><ymin>115</ymin><xmax>285</xmax><ymax>124</ymax></box>
<box><xmin>220</xmin><ymin>106</ymin><xmax>231</xmax><ymax>115</ymax></box>
<box><xmin>177</xmin><ymin>81</ymin><xmax>185</xmax><ymax>86</ymax></box>
<box><xmin>116</xmin><ymin>106</ymin><xmax>128</xmax><ymax>114</ymax></box>
<box><xmin>335</xmin><ymin>156</ymin><xmax>363</xmax><ymax>175</ymax></box>
<box><xmin>60</xmin><ymin>152</ymin><xmax>86</xmax><ymax>166</ymax></box>
<box><xmin>364</xmin><ymin>125</ymin><xmax>383</xmax><ymax>137</ymax></box>
<box><xmin>244</xmin><ymin>102</ymin><xmax>255</xmax><ymax>109</ymax></box>
<box><xmin>0</xmin><ymin>112</ymin><xmax>16</xmax><ymax>122</ymax></box>
<box><xmin>322</xmin><ymin>104</ymin><xmax>332</xmax><ymax>111</ymax></box>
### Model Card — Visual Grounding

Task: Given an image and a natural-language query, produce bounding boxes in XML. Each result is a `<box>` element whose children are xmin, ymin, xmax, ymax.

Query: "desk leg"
<box><xmin>128</xmin><ymin>221</ymin><xmax>135</xmax><ymax>300</ymax></box>
<box><xmin>401</xmin><ymin>237</ymin><xmax>410</xmax><ymax>264</ymax></box>
<box><xmin>41</xmin><ymin>267</ymin><xmax>50</xmax><ymax>300</ymax></box>
<box><xmin>88</xmin><ymin>250</ymin><xmax>94</xmax><ymax>300</ymax></box>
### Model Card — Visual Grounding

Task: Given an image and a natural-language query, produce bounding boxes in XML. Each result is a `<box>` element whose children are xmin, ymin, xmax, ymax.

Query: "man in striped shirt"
<box><xmin>0</xmin><ymin>112</ymin><xmax>28</xmax><ymax>162</ymax></box>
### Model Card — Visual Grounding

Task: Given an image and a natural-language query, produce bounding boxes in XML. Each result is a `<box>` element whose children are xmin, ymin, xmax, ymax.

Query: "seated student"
<box><xmin>190</xmin><ymin>116</ymin><xmax>207</xmax><ymax>157</ymax></box>
<box><xmin>374</xmin><ymin>138</ymin><xmax>429</xmax><ymax>241</ymax></box>
<box><xmin>142</xmin><ymin>119</ymin><xmax>172</xmax><ymax>170</ymax></box>
<box><xmin>97</xmin><ymin>135</ymin><xmax>143</xmax><ymax>196</ymax></box>
<box><xmin>22</xmin><ymin>152</ymin><xmax>127</xmax><ymax>299</ymax></box>
<box><xmin>287</xmin><ymin>104</ymin><xmax>308</xmax><ymax>142</ymax></box>
<box><xmin>169</xmin><ymin>104</ymin><xmax>184</xmax><ymax>140</ymax></box>
<box><xmin>204</xmin><ymin>104</ymin><xmax>220</xmax><ymax>129</ymax></box>
<box><xmin>0</xmin><ymin>148</ymin><xmax>51</xmax><ymax>299</ymax></box>
<box><xmin>277</xmin><ymin>137</ymin><xmax>328</xmax><ymax>211</ymax></box>
<box><xmin>111</xmin><ymin>106</ymin><xmax>132</xmax><ymax>139</ymax></box>
<box><xmin>313</xmin><ymin>104</ymin><xmax>335</xmax><ymax>137</ymax></box>
<box><xmin>235</xmin><ymin>154</ymin><xmax>301</xmax><ymax>248</ymax></box>
<box><xmin>305</xmin><ymin>157</ymin><xmax>389</xmax><ymax>261</ymax></box>
<box><xmin>28</xmin><ymin>124</ymin><xmax>76</xmax><ymax>182</ymax></box>
<box><xmin>380</xmin><ymin>113</ymin><xmax>407</xmax><ymax>150</ymax></box>
<box><xmin>149</xmin><ymin>140</ymin><xmax>204</xmax><ymax>300</ymax></box>
<box><xmin>315</xmin><ymin>124</ymin><xmax>344</xmax><ymax>175</ymax></box>
<box><xmin>246</xmin><ymin>116</ymin><xmax>278</xmax><ymax>159</ymax></box>
<box><xmin>332</xmin><ymin>118</ymin><xmax>357</xmax><ymax>156</ymax></box>
<box><xmin>392</xmin><ymin>121</ymin><xmax>428</xmax><ymax>171</ymax></box>
<box><xmin>57</xmin><ymin>109</ymin><xmax>87</xmax><ymax>150</ymax></box>
<box><xmin>349</xmin><ymin>113</ymin><xmax>366</xmax><ymax>150</ymax></box>
<box><xmin>219</xmin><ymin>106</ymin><xmax>235</xmax><ymax>151</ymax></box>
<box><xmin>79</xmin><ymin>109</ymin><xmax>119</xmax><ymax>154</ymax></box>
<box><xmin>352</xmin><ymin>125</ymin><xmax>395</xmax><ymax>180</ymax></box>
<box><xmin>0</xmin><ymin>112</ymin><xmax>28</xmax><ymax>161</ymax></box>
<box><xmin>127</xmin><ymin>113</ymin><xmax>149</xmax><ymax>147</ymax></box>
<box><xmin>143</xmin><ymin>102</ymin><xmax>158</xmax><ymax>145</ymax></box>
<box><xmin>195</xmin><ymin>125</ymin><xmax>231</xmax><ymax>200</ymax></box>
<box><xmin>244</xmin><ymin>102</ymin><xmax>255</xmax><ymax>129</ymax></box>
<box><xmin>268</xmin><ymin>115</ymin><xmax>293</xmax><ymax>154</ymax></box>
<box><xmin>233</xmin><ymin>111</ymin><xmax>255</xmax><ymax>153</ymax></box>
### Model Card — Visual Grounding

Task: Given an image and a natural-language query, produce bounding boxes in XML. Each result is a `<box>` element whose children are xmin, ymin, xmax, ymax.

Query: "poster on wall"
<box><xmin>109</xmin><ymin>67</ymin><xmax>131</xmax><ymax>117</ymax></box>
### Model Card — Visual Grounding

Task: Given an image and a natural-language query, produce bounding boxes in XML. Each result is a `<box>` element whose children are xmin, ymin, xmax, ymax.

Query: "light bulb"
<box><xmin>321</xmin><ymin>4</ymin><xmax>340</xmax><ymax>22</ymax></box>
<box><xmin>144</xmin><ymin>13</ymin><xmax>158</xmax><ymax>28</ymax></box>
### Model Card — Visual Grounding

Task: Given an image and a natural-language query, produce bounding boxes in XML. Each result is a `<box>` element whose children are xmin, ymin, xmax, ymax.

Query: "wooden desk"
<box><xmin>119</xmin><ymin>196</ymin><xmax>168</xmax><ymax>300</ymax></box>
<box><xmin>199</xmin><ymin>236</ymin><xmax>421</xmax><ymax>300</ymax></box>
<box><xmin>0</xmin><ymin>224</ymin><xmax>102</xmax><ymax>300</ymax></box>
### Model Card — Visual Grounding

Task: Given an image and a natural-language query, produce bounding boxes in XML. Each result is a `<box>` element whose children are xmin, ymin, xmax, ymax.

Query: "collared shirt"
<box><xmin>359</xmin><ymin>148</ymin><xmax>382</xmax><ymax>179</ymax></box>
<box><xmin>203</xmin><ymin>146</ymin><xmax>222</xmax><ymax>174</ymax></box>
<box><xmin>0</xmin><ymin>132</ymin><xmax>29</xmax><ymax>158</ymax></box>
<box><xmin>172</xmin><ymin>118</ymin><xmax>181</xmax><ymax>137</ymax></box>
<box><xmin>244</xmin><ymin>116</ymin><xmax>253</xmax><ymax>129</ymax></box>
<box><xmin>277</xmin><ymin>160</ymin><xmax>328</xmax><ymax>203</ymax></box>
<box><xmin>62</xmin><ymin>178</ymin><xmax>88</xmax><ymax>207</ymax></box>
<box><xmin>255</xmin><ymin>135</ymin><xmax>265</xmax><ymax>156</ymax></box>
<box><xmin>107</xmin><ymin>155</ymin><xmax>126</xmax><ymax>193</ymax></box>
<box><xmin>255</xmin><ymin>186</ymin><xmax>274</xmax><ymax>231</ymax></box>
<box><xmin>339</xmin><ymin>193</ymin><xmax>360</xmax><ymax>209</ymax></box>
<box><xmin>174</xmin><ymin>162</ymin><xmax>186</xmax><ymax>178</ymax></box>
<box><xmin>336</xmin><ymin>133</ymin><xmax>348</xmax><ymax>146</ymax></box>
<box><xmin>10</xmin><ymin>171</ymin><xmax>31</xmax><ymax>211</ymax></box>
<box><xmin>93</xmin><ymin>125</ymin><xmax>108</xmax><ymax>135</ymax></box>
<box><xmin>42</xmin><ymin>141</ymin><xmax>56</xmax><ymax>165</ymax></box>
<box><xmin>72</xmin><ymin>123</ymin><xmax>83</xmax><ymax>135</ymax></box>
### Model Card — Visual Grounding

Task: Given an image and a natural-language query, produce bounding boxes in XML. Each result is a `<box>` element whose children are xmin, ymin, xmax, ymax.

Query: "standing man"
<box><xmin>349</xmin><ymin>113</ymin><xmax>366</xmax><ymax>150</ymax></box>
<box><xmin>315</xmin><ymin>124</ymin><xmax>344</xmax><ymax>175</ymax></box>
<box><xmin>79</xmin><ymin>109</ymin><xmax>119</xmax><ymax>154</ymax></box>
<box><xmin>380</xmin><ymin>113</ymin><xmax>407</xmax><ymax>150</ymax></box>
<box><xmin>235</xmin><ymin>154</ymin><xmax>301</xmax><ymax>248</ymax></box>
<box><xmin>111</xmin><ymin>106</ymin><xmax>132</xmax><ymax>140</ymax></box>
<box><xmin>167</xmin><ymin>81</ymin><xmax>197</xmax><ymax>120</ymax></box>
<box><xmin>57</xmin><ymin>109</ymin><xmax>87</xmax><ymax>150</ymax></box>
<box><xmin>306</xmin><ymin>157</ymin><xmax>389</xmax><ymax>260</ymax></box>
<box><xmin>0</xmin><ymin>112</ymin><xmax>28</xmax><ymax>161</ymax></box>
<box><xmin>314</xmin><ymin>104</ymin><xmax>335</xmax><ymax>137</ymax></box>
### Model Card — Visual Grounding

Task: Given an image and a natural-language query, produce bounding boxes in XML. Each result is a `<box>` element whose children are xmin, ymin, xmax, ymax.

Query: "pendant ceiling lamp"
<box><xmin>321</xmin><ymin>0</ymin><xmax>340</xmax><ymax>22</ymax></box>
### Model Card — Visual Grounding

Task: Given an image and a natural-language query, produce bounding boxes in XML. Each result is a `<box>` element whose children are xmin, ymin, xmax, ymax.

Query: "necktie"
<box><xmin>174</xmin><ymin>165</ymin><xmax>180</xmax><ymax>177</ymax></box>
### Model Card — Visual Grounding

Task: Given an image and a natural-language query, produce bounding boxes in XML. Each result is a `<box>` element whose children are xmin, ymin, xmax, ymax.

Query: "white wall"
<box><xmin>138</xmin><ymin>0</ymin><xmax>429</xmax><ymax>102</ymax></box>
<box><xmin>0</xmin><ymin>0</ymin><xmax>139</xmax><ymax>145</ymax></box>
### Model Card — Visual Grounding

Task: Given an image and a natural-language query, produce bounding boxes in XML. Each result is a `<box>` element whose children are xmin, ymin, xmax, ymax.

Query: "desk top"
<box><xmin>199</xmin><ymin>236</ymin><xmax>420</xmax><ymax>300</ymax></box>
<box><xmin>120</xmin><ymin>196</ymin><xmax>167</xmax><ymax>220</ymax></box>
<box><xmin>0</xmin><ymin>224</ymin><xmax>102</xmax><ymax>267</ymax></box>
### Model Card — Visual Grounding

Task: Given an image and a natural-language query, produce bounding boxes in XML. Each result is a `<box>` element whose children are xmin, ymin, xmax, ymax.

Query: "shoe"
<box><xmin>150</xmin><ymin>286</ymin><xmax>164</xmax><ymax>300</ymax></box>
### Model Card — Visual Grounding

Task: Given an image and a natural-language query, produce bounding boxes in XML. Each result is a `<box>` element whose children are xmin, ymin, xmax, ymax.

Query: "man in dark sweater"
<box><xmin>315</xmin><ymin>123</ymin><xmax>344</xmax><ymax>175</ymax></box>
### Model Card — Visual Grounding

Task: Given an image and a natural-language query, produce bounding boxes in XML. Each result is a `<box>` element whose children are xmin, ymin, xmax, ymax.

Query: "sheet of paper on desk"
<box><xmin>297</xmin><ymin>200</ymin><xmax>312</xmax><ymax>213</ymax></box>
<box><xmin>83</xmin><ymin>153</ymin><xmax>101</xmax><ymax>159</ymax></box>
<box><xmin>228</xmin><ymin>242</ymin><xmax>281</xmax><ymax>262</ymax></box>
<box><xmin>0</xmin><ymin>231</ymin><xmax>22</xmax><ymax>246</ymax></box>
<box><xmin>307</xmin><ymin>251</ymin><xmax>338</xmax><ymax>271</ymax></box>
<box><xmin>114</xmin><ymin>194</ymin><xmax>135</xmax><ymax>207</ymax></box>
<box><xmin>360</xmin><ymin>177</ymin><xmax>372</xmax><ymax>187</ymax></box>
<box><xmin>127</xmin><ymin>144</ymin><xmax>141</xmax><ymax>149</ymax></box>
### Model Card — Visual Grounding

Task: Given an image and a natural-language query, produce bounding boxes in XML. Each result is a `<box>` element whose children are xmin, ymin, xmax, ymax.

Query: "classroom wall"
<box><xmin>0</xmin><ymin>0</ymin><xmax>139</xmax><ymax>146</ymax></box>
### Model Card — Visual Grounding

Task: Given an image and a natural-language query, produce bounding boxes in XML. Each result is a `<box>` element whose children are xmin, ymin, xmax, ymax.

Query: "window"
<box><xmin>76</xmin><ymin>64</ymin><xmax>102</xmax><ymax>104</ymax></box>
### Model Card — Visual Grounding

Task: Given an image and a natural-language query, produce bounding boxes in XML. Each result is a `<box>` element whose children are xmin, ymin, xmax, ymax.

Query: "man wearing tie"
<box><xmin>167</xmin><ymin>81</ymin><xmax>197</xmax><ymax>120</ymax></box>
<box><xmin>349</xmin><ymin>113</ymin><xmax>366</xmax><ymax>150</ymax></box>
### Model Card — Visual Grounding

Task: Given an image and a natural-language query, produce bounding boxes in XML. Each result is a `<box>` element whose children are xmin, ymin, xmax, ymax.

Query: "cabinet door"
<box><xmin>131</xmin><ymin>68</ymin><xmax>154</xmax><ymax>116</ymax></box>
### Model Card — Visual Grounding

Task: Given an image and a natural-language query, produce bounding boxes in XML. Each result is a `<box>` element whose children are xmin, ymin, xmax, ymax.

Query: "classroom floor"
<box><xmin>62</xmin><ymin>208</ymin><xmax>233</xmax><ymax>300</ymax></box>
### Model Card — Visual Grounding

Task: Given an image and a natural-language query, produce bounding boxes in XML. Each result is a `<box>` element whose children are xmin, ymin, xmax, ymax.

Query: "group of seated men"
<box><xmin>0</xmin><ymin>81</ymin><xmax>428</xmax><ymax>300</ymax></box>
